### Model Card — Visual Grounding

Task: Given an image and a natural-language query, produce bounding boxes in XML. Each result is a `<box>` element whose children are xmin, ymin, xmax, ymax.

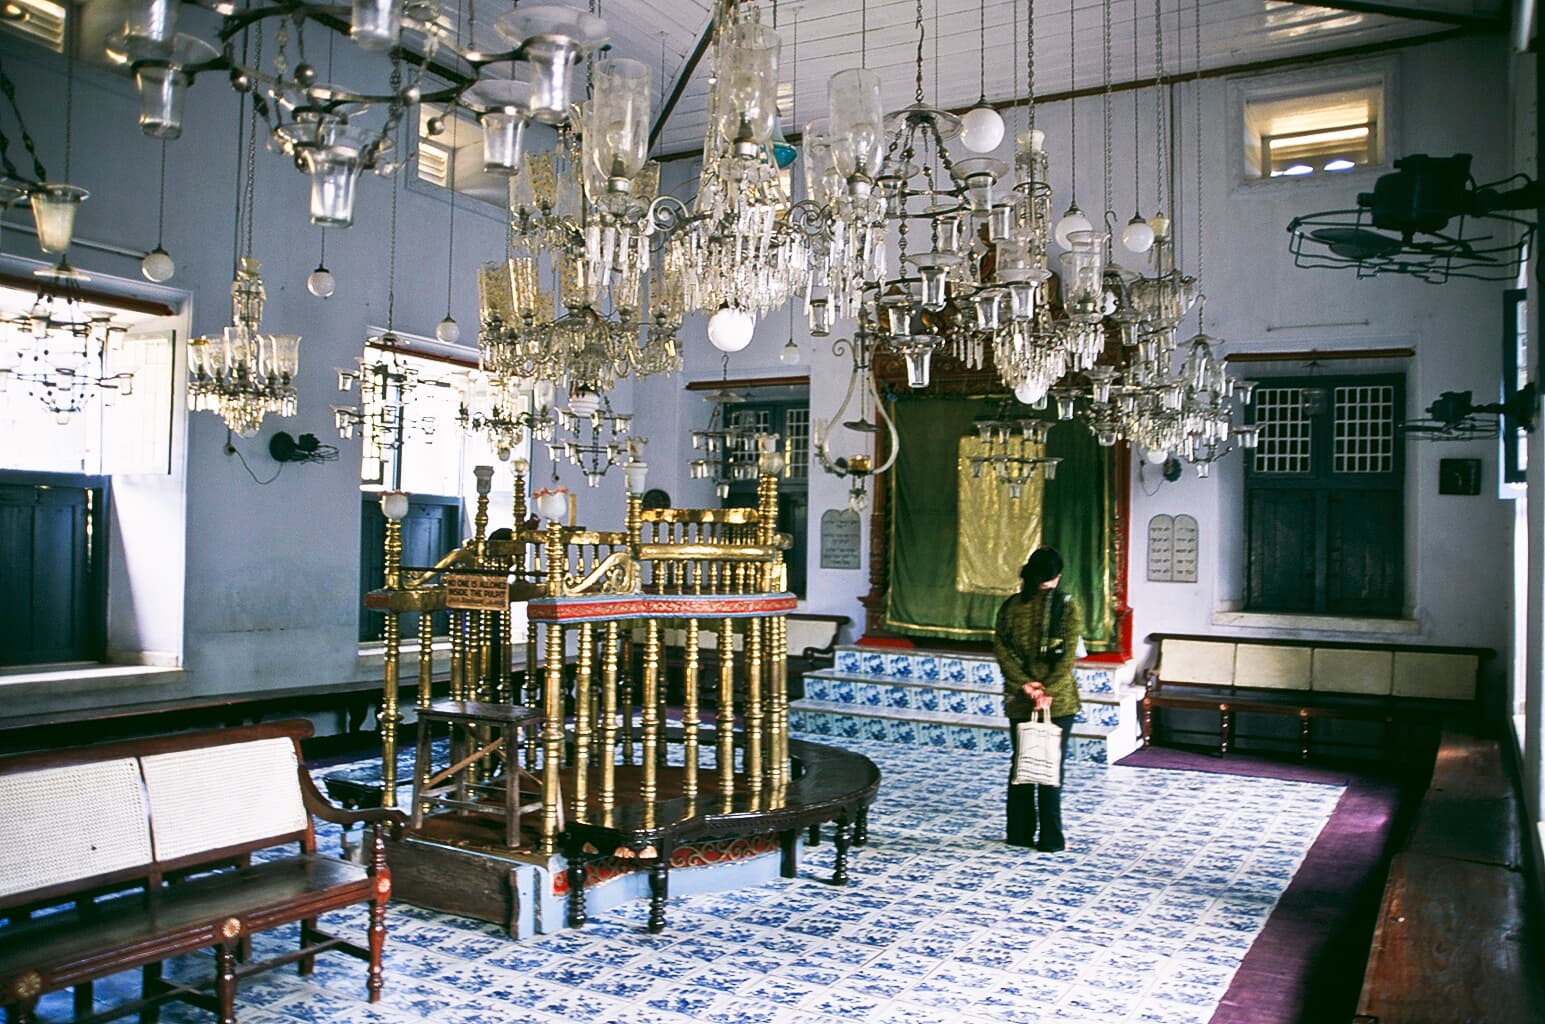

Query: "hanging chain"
<box><xmin>1026</xmin><ymin>0</ymin><xmax>1035</xmax><ymax>134</ymax></box>
<box><xmin>62</xmin><ymin>15</ymin><xmax>74</xmax><ymax>184</ymax></box>
<box><xmin>1102</xmin><ymin>0</ymin><xmax>1112</xmax><ymax>219</ymax></box>
<box><xmin>977</xmin><ymin>0</ymin><xmax>986</xmax><ymax>101</ymax></box>
<box><xmin>1153</xmin><ymin>0</ymin><xmax>1167</xmax><ymax>214</ymax></box>
<box><xmin>913</xmin><ymin>0</ymin><xmax>926</xmax><ymax>106</ymax></box>
<box><xmin>156</xmin><ymin>140</ymin><xmax>168</xmax><ymax>248</ymax></box>
<box><xmin>1067</xmin><ymin>0</ymin><xmax>1077</xmax><ymax>202</ymax></box>
<box><xmin>445</xmin><ymin>0</ymin><xmax>461</xmax><ymax>316</ymax></box>
<box><xmin>1133</xmin><ymin>1</ymin><xmax>1141</xmax><ymax>213</ymax></box>
<box><xmin>790</xmin><ymin>7</ymin><xmax>797</xmax><ymax>127</ymax></box>
<box><xmin>861</xmin><ymin>0</ymin><xmax>867</xmax><ymax>68</ymax></box>
<box><xmin>0</xmin><ymin>57</ymin><xmax>49</xmax><ymax>181</ymax></box>
<box><xmin>242</xmin><ymin>25</ymin><xmax>263</xmax><ymax>262</ymax></box>
<box><xmin>1194</xmin><ymin>0</ymin><xmax>1204</xmax><ymax>312</ymax></box>
<box><xmin>387</xmin><ymin>119</ymin><xmax>400</xmax><ymax>332</ymax></box>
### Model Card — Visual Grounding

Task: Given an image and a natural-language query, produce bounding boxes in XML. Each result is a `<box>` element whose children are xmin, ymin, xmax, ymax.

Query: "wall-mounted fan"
<box><xmin>1287</xmin><ymin>154</ymin><xmax>1539</xmax><ymax>284</ymax></box>
<box><xmin>1402</xmin><ymin>384</ymin><xmax>1538</xmax><ymax>441</ymax></box>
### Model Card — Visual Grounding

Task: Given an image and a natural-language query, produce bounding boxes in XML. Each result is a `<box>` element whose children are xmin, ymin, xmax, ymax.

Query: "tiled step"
<box><xmin>790</xmin><ymin>645</ymin><xmax>1144</xmax><ymax>766</ymax></box>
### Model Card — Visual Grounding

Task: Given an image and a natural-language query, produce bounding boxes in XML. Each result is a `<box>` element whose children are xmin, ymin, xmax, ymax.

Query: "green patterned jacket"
<box><xmin>993</xmin><ymin>588</ymin><xmax>1084</xmax><ymax>720</ymax></box>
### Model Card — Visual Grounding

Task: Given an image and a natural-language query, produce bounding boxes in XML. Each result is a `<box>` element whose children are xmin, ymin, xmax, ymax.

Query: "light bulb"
<box><xmin>1014</xmin><ymin>378</ymin><xmax>1047</xmax><ymax>406</ymax></box>
<box><xmin>1121</xmin><ymin>215</ymin><xmax>1155</xmax><ymax>254</ymax></box>
<box><xmin>1054</xmin><ymin>204</ymin><xmax>1092</xmax><ymax>249</ymax></box>
<box><xmin>435</xmin><ymin>315</ymin><xmax>460</xmax><ymax>344</ymax></box>
<box><xmin>307</xmin><ymin>264</ymin><xmax>336</xmax><ymax>298</ymax></box>
<box><xmin>707</xmin><ymin>305</ymin><xmax>754</xmax><ymax>353</ymax></box>
<box><xmin>780</xmin><ymin>337</ymin><xmax>799</xmax><ymax>364</ymax></box>
<box><xmin>959</xmin><ymin>105</ymin><xmax>1005</xmax><ymax>153</ymax></box>
<box><xmin>140</xmin><ymin>246</ymin><xmax>175</xmax><ymax>282</ymax></box>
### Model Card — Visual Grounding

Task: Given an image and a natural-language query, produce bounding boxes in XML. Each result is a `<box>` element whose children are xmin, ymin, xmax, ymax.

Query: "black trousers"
<box><xmin>1006</xmin><ymin>714</ymin><xmax>1076</xmax><ymax>849</ymax></box>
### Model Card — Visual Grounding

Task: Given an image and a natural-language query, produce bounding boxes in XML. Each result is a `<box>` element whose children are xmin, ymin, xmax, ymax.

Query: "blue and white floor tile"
<box><xmin>34</xmin><ymin>737</ymin><xmax>1342</xmax><ymax>1024</ymax></box>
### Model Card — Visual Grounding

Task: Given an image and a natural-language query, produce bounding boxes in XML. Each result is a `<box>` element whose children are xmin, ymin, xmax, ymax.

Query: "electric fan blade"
<box><xmin>1310</xmin><ymin>227</ymin><xmax>1403</xmax><ymax>260</ymax></box>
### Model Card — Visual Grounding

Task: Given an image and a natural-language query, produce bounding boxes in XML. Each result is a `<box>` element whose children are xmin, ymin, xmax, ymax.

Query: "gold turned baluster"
<box><xmin>472</xmin><ymin>466</ymin><xmax>494</xmax><ymax>701</ymax></box>
<box><xmin>573</xmin><ymin>622</ymin><xmax>594</xmax><ymax>823</ymax></box>
<box><xmin>524</xmin><ymin>619</ymin><xmax>539</xmax><ymax>765</ymax></box>
<box><xmin>418</xmin><ymin>613</ymin><xmax>434</xmax><ymax>710</ymax></box>
<box><xmin>717</xmin><ymin>617</ymin><xmax>735</xmax><ymax>802</ymax></box>
<box><xmin>600</xmin><ymin>621</ymin><xmax>619</xmax><ymax>815</ymax></box>
<box><xmin>641</xmin><ymin>618</ymin><xmax>661</xmax><ymax>807</ymax></box>
<box><xmin>746</xmin><ymin>617</ymin><xmax>764</xmax><ymax>793</ymax></box>
<box><xmin>682</xmin><ymin>617</ymin><xmax>701</xmax><ymax>800</ymax></box>
<box><xmin>620</xmin><ymin>631</ymin><xmax>635</xmax><ymax>764</ymax></box>
<box><xmin>448</xmin><ymin>611</ymin><xmax>465</xmax><ymax>702</ymax></box>
<box><xmin>540</xmin><ymin>620</ymin><xmax>564</xmax><ymax>856</ymax></box>
<box><xmin>380</xmin><ymin>499</ymin><xmax>404</xmax><ymax>809</ymax></box>
<box><xmin>770</xmin><ymin>614</ymin><xmax>788</xmax><ymax>785</ymax></box>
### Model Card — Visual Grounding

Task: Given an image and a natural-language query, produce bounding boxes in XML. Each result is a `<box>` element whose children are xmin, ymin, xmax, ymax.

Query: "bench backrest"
<box><xmin>1152</xmin><ymin>635</ymin><xmax>1482</xmax><ymax>701</ymax></box>
<box><xmin>0</xmin><ymin>721</ymin><xmax>315</xmax><ymax>910</ymax></box>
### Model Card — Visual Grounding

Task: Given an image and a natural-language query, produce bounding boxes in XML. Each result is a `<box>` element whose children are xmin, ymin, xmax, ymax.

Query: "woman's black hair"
<box><xmin>1019</xmin><ymin>547</ymin><xmax>1064</xmax><ymax>595</ymax></box>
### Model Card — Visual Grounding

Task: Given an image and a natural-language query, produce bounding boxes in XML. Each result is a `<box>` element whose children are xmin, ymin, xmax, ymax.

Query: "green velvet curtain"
<box><xmin>881</xmin><ymin>396</ymin><xmax>1115</xmax><ymax>647</ymax></box>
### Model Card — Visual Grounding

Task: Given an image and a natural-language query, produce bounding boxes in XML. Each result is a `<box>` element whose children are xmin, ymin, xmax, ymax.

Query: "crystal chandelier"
<box><xmin>485</xmin><ymin>40</ymin><xmax>683</xmax><ymax>396</ymax></box>
<box><xmin>187</xmin><ymin>257</ymin><xmax>299</xmax><ymax>438</ymax></box>
<box><xmin>546</xmin><ymin>387</ymin><xmax>640</xmax><ymax>486</ymax></box>
<box><xmin>0</xmin><ymin>262</ymin><xmax>133</xmax><ymax>421</ymax></box>
<box><xmin>964</xmin><ymin>410</ymin><xmax>1062</xmax><ymax>501</ymax></box>
<box><xmin>111</xmin><ymin>0</ymin><xmax>609</xmax><ymax>228</ymax></box>
<box><xmin>688</xmin><ymin>363</ymin><xmax>767</xmax><ymax>499</ymax></box>
<box><xmin>187</xmin><ymin>77</ymin><xmax>298</xmax><ymax>438</ymax></box>
<box><xmin>652</xmin><ymin>1</ymin><xmax>809</xmax><ymax>325</ymax></box>
<box><xmin>459</xmin><ymin>374</ymin><xmax>557</xmax><ymax>461</ymax></box>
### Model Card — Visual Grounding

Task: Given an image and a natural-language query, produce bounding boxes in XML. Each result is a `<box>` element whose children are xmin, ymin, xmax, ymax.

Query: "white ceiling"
<box><xmin>451</xmin><ymin>0</ymin><xmax>1507</xmax><ymax>157</ymax></box>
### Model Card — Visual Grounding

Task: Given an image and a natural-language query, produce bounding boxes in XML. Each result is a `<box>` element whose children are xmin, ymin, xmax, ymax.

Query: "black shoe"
<box><xmin>1035</xmin><ymin>839</ymin><xmax>1065</xmax><ymax>853</ymax></box>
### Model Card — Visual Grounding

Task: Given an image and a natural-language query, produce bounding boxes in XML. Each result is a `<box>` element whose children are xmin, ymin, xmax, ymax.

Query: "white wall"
<box><xmin>2</xmin><ymin>26</ymin><xmax>1517</xmax><ymax>710</ymax></box>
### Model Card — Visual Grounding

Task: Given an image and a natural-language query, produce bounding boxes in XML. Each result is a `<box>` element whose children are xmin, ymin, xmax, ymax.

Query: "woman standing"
<box><xmin>993</xmin><ymin>547</ymin><xmax>1083</xmax><ymax>851</ymax></box>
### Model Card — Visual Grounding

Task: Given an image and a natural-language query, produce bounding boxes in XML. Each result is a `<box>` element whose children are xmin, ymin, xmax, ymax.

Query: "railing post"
<box><xmin>683</xmin><ymin>617</ymin><xmax>701</xmax><ymax>800</ymax></box>
<box><xmin>379</xmin><ymin>492</ymin><xmax>407</xmax><ymax>809</ymax></box>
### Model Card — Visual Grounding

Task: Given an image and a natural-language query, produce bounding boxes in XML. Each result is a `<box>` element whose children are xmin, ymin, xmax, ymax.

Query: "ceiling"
<box><xmin>451</xmin><ymin>0</ymin><xmax>1509</xmax><ymax>158</ymax></box>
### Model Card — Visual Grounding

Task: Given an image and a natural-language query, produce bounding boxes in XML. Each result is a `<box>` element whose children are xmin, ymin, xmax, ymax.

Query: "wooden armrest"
<box><xmin>298</xmin><ymin>770</ymin><xmax>409</xmax><ymax>830</ymax></box>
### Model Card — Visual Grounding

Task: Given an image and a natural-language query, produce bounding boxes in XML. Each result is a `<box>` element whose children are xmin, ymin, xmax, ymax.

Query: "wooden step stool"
<box><xmin>409</xmin><ymin>699</ymin><xmax>545</xmax><ymax>848</ymax></box>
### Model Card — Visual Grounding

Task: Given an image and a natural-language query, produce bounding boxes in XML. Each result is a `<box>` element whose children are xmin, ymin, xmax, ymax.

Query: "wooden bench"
<box><xmin>1143</xmin><ymin>633</ymin><xmax>1488</xmax><ymax>760</ymax></box>
<box><xmin>0</xmin><ymin>720</ymin><xmax>406</xmax><ymax>1024</ymax></box>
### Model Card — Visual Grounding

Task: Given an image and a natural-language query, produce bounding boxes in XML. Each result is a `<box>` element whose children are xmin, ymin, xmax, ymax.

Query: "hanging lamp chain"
<box><xmin>1026</xmin><ymin>0</ymin><xmax>1035</xmax><ymax>134</ymax></box>
<box><xmin>156</xmin><ymin>140</ymin><xmax>168</xmax><ymax>248</ymax></box>
<box><xmin>1067</xmin><ymin>0</ymin><xmax>1076</xmax><ymax>203</ymax></box>
<box><xmin>242</xmin><ymin>23</ymin><xmax>263</xmax><ymax>263</ymax></box>
<box><xmin>1132</xmin><ymin>1</ymin><xmax>1141</xmax><ymax>215</ymax></box>
<box><xmin>1103</xmin><ymin>0</ymin><xmax>1113</xmax><ymax>220</ymax></box>
<box><xmin>977</xmin><ymin>0</ymin><xmax>986</xmax><ymax>102</ymax></box>
<box><xmin>445</xmin><ymin>0</ymin><xmax>461</xmax><ymax>318</ymax></box>
<box><xmin>1153</xmin><ymin>0</ymin><xmax>1167</xmax><ymax>214</ymax></box>
<box><xmin>1193</xmin><ymin>0</ymin><xmax>1205</xmax><ymax>323</ymax></box>
<box><xmin>387</xmin><ymin>108</ymin><xmax>401</xmax><ymax>332</ymax></box>
<box><xmin>913</xmin><ymin>0</ymin><xmax>926</xmax><ymax>106</ymax></box>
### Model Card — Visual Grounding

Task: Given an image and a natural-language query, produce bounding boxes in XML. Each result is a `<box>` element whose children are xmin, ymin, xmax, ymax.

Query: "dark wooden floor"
<box><xmin>1355</xmin><ymin>725</ymin><xmax>1545</xmax><ymax>1024</ymax></box>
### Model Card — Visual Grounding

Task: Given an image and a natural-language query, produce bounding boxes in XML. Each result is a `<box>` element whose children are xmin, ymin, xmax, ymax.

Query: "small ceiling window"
<box><xmin>1241</xmin><ymin>72</ymin><xmax>1387</xmax><ymax>181</ymax></box>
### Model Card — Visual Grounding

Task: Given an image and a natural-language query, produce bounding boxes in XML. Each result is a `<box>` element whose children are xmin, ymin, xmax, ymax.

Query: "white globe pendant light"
<box><xmin>707</xmin><ymin>305</ymin><xmax>754</xmax><ymax>353</ymax></box>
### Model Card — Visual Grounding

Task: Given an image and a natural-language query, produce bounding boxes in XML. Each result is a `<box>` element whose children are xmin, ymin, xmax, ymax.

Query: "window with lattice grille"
<box><xmin>1244</xmin><ymin>373</ymin><xmax>1404</xmax><ymax>616</ymax></box>
<box><xmin>722</xmin><ymin>398</ymin><xmax>809</xmax><ymax>598</ymax></box>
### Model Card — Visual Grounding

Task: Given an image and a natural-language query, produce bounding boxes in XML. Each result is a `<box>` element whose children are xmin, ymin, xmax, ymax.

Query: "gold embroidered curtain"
<box><xmin>955</xmin><ymin>435</ymin><xmax>1044</xmax><ymax>596</ymax></box>
<box><xmin>882</xmin><ymin>396</ymin><xmax>1116</xmax><ymax>647</ymax></box>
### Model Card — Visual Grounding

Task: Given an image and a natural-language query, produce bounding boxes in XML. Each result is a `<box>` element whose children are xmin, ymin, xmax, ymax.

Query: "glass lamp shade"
<box><xmin>307</xmin><ymin>264</ymin><xmax>336</xmax><ymax>298</ymax></box>
<box><xmin>780</xmin><ymin>337</ymin><xmax>800</xmax><ymax>363</ymax></box>
<box><xmin>534</xmin><ymin>489</ymin><xmax>569</xmax><ymax>521</ymax></box>
<box><xmin>715</xmin><ymin>20</ymin><xmax>781</xmax><ymax>150</ymax></box>
<box><xmin>567</xmin><ymin>388</ymin><xmax>601</xmax><ymax>416</ymax></box>
<box><xmin>586</xmin><ymin>58</ymin><xmax>650</xmax><ymax>188</ymax></box>
<box><xmin>29</xmin><ymin>184</ymin><xmax>89</xmax><ymax>255</ymax></box>
<box><xmin>480</xmin><ymin>110</ymin><xmax>529</xmax><ymax>175</ymax></box>
<box><xmin>707</xmin><ymin>306</ymin><xmax>755</xmax><ymax>352</ymax></box>
<box><xmin>473</xmin><ymin>464</ymin><xmax>496</xmax><ymax>495</ymax></box>
<box><xmin>1014</xmin><ymin>377</ymin><xmax>1048</xmax><ymax>406</ymax></box>
<box><xmin>1054</xmin><ymin>204</ymin><xmax>1093</xmax><ymax>249</ymax></box>
<box><xmin>900</xmin><ymin>342</ymin><xmax>936</xmax><ymax>389</ymax></box>
<box><xmin>380</xmin><ymin>490</ymin><xmax>410</xmax><ymax>521</ymax></box>
<box><xmin>827</xmin><ymin>68</ymin><xmax>883</xmax><ymax>179</ymax></box>
<box><xmin>808</xmin><ymin>295</ymin><xmax>833</xmax><ymax>336</ymax></box>
<box><xmin>435</xmin><ymin>316</ymin><xmax>460</xmax><ymax>344</ymax></box>
<box><xmin>973</xmin><ymin>289</ymin><xmax>1003</xmax><ymax>331</ymax></box>
<box><xmin>622</xmin><ymin>459</ymin><xmax>649</xmax><ymax>495</ymax></box>
<box><xmin>495</xmin><ymin>5</ymin><xmax>608</xmax><ymax>125</ymax></box>
<box><xmin>959</xmin><ymin>104</ymin><xmax>1005</xmax><ymax>153</ymax></box>
<box><xmin>801</xmin><ymin>120</ymin><xmax>838</xmax><ymax>204</ymax></box>
<box><xmin>350</xmin><ymin>0</ymin><xmax>402</xmax><ymax>51</ymax></box>
<box><xmin>934</xmin><ymin>211</ymin><xmax>963</xmax><ymax>254</ymax></box>
<box><xmin>1121</xmin><ymin>214</ymin><xmax>1156</xmax><ymax>253</ymax></box>
<box><xmin>1060</xmin><ymin>230</ymin><xmax>1107</xmax><ymax>321</ymax></box>
<box><xmin>141</xmin><ymin>246</ymin><xmax>175</xmax><ymax>282</ymax></box>
<box><xmin>222</xmin><ymin>325</ymin><xmax>255</xmax><ymax>376</ymax></box>
<box><xmin>952</xmin><ymin>158</ymin><xmax>1006</xmax><ymax>212</ymax></box>
<box><xmin>1005</xmin><ymin>280</ymin><xmax>1038</xmax><ymax>321</ymax></box>
<box><xmin>134</xmin><ymin>63</ymin><xmax>189</xmax><ymax>139</ymax></box>
<box><xmin>263</xmin><ymin>334</ymin><xmax>301</xmax><ymax>380</ymax></box>
<box><xmin>906</xmin><ymin>254</ymin><xmax>958</xmax><ymax>311</ymax></box>
<box><xmin>301</xmin><ymin>141</ymin><xmax>368</xmax><ymax>227</ymax></box>
<box><xmin>124</xmin><ymin>0</ymin><xmax>178</xmax><ymax>45</ymax></box>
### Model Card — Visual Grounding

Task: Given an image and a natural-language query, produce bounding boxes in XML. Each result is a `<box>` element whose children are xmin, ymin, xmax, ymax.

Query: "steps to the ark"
<box><xmin>791</xmin><ymin>645</ymin><xmax>1143</xmax><ymax>766</ymax></box>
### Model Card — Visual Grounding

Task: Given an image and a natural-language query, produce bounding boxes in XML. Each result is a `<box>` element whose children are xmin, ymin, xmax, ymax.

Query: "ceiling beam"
<box><xmin>649</xmin><ymin>13</ymin><xmax>718</xmax><ymax>154</ymax></box>
<box><xmin>655</xmin><ymin>24</ymin><xmax>1479</xmax><ymax>161</ymax></box>
<box><xmin>1290</xmin><ymin>1</ymin><xmax>1508</xmax><ymax>30</ymax></box>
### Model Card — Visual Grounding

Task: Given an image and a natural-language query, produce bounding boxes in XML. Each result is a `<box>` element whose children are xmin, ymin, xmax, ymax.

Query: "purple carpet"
<box><xmin>1116</xmin><ymin>747</ymin><xmax>1410</xmax><ymax>1024</ymax></box>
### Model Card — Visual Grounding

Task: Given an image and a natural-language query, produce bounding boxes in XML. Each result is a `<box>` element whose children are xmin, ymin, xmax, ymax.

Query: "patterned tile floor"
<box><xmin>37</xmin><ymin>737</ymin><xmax>1344</xmax><ymax>1024</ymax></box>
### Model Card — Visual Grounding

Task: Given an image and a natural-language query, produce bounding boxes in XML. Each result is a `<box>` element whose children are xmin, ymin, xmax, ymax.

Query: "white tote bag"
<box><xmin>1010</xmin><ymin>709</ymin><xmax>1063</xmax><ymax>788</ymax></box>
